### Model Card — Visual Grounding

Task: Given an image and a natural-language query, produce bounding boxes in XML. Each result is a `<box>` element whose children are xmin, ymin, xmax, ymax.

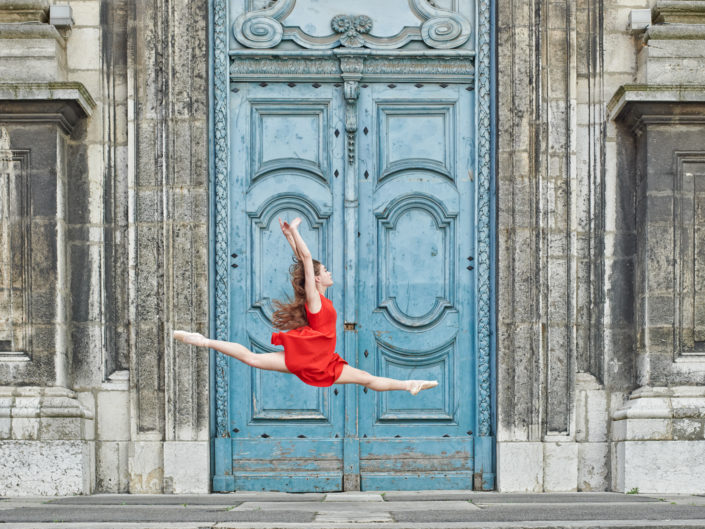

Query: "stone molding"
<box><xmin>0</xmin><ymin>22</ymin><xmax>63</xmax><ymax>43</ymax></box>
<box><xmin>0</xmin><ymin>0</ymin><xmax>49</xmax><ymax>23</ymax></box>
<box><xmin>229</xmin><ymin>51</ymin><xmax>475</xmax><ymax>83</ymax></box>
<box><xmin>608</xmin><ymin>85</ymin><xmax>705</xmax><ymax>133</ymax></box>
<box><xmin>653</xmin><ymin>1</ymin><xmax>705</xmax><ymax>24</ymax></box>
<box><xmin>0</xmin><ymin>385</ymin><xmax>93</xmax><ymax>419</ymax></box>
<box><xmin>0</xmin><ymin>82</ymin><xmax>95</xmax><ymax>134</ymax></box>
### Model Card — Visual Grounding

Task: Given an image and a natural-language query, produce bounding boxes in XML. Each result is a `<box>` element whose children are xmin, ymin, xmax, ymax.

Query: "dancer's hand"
<box><xmin>290</xmin><ymin>217</ymin><xmax>302</xmax><ymax>231</ymax></box>
<box><xmin>279</xmin><ymin>217</ymin><xmax>292</xmax><ymax>237</ymax></box>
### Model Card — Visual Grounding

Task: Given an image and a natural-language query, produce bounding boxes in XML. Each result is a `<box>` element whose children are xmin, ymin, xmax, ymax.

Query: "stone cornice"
<box><xmin>653</xmin><ymin>0</ymin><xmax>705</xmax><ymax>24</ymax></box>
<box><xmin>608</xmin><ymin>84</ymin><xmax>705</xmax><ymax>122</ymax></box>
<box><xmin>0</xmin><ymin>0</ymin><xmax>48</xmax><ymax>23</ymax></box>
<box><xmin>0</xmin><ymin>21</ymin><xmax>64</xmax><ymax>45</ymax></box>
<box><xmin>645</xmin><ymin>23</ymin><xmax>705</xmax><ymax>41</ymax></box>
<box><xmin>0</xmin><ymin>82</ymin><xmax>96</xmax><ymax>133</ymax></box>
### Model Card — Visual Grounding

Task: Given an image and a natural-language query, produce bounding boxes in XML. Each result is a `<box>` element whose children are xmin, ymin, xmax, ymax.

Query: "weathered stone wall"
<box><xmin>0</xmin><ymin>0</ymin><xmax>210</xmax><ymax>495</ymax></box>
<box><xmin>495</xmin><ymin>0</ymin><xmax>648</xmax><ymax>491</ymax></box>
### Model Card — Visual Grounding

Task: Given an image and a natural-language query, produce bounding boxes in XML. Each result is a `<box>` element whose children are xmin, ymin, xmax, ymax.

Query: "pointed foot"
<box><xmin>407</xmin><ymin>380</ymin><xmax>439</xmax><ymax>396</ymax></box>
<box><xmin>173</xmin><ymin>330</ymin><xmax>209</xmax><ymax>347</ymax></box>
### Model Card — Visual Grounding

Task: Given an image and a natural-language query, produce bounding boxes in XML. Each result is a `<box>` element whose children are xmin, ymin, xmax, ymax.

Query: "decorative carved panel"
<box><xmin>376</xmin><ymin>194</ymin><xmax>455</xmax><ymax>329</ymax></box>
<box><xmin>676</xmin><ymin>153</ymin><xmax>705</xmax><ymax>357</ymax></box>
<box><xmin>250</xmin><ymin>102</ymin><xmax>329</xmax><ymax>184</ymax></box>
<box><xmin>377</xmin><ymin>103</ymin><xmax>455</xmax><ymax>182</ymax></box>
<box><xmin>0</xmin><ymin>129</ymin><xmax>30</xmax><ymax>361</ymax></box>
<box><xmin>375</xmin><ymin>337</ymin><xmax>454</xmax><ymax>421</ymax></box>
<box><xmin>249</xmin><ymin>336</ymin><xmax>331</xmax><ymax>421</ymax></box>
<box><xmin>233</xmin><ymin>0</ymin><xmax>472</xmax><ymax>50</ymax></box>
<box><xmin>249</xmin><ymin>195</ymin><xmax>330</xmax><ymax>323</ymax></box>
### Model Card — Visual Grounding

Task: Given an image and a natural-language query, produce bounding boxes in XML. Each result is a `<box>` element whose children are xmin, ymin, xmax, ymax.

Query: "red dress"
<box><xmin>271</xmin><ymin>293</ymin><xmax>348</xmax><ymax>387</ymax></box>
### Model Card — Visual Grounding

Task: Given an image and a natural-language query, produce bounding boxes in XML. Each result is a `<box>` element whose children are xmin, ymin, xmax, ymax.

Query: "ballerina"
<box><xmin>173</xmin><ymin>217</ymin><xmax>437</xmax><ymax>396</ymax></box>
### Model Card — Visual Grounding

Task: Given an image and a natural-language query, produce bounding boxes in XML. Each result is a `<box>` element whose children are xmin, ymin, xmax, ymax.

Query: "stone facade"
<box><xmin>0</xmin><ymin>0</ymin><xmax>703</xmax><ymax>495</ymax></box>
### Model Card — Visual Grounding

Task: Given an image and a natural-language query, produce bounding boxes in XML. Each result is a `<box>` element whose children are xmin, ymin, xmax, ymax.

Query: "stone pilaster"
<box><xmin>125</xmin><ymin>0</ymin><xmax>210</xmax><ymax>493</ymax></box>
<box><xmin>496</xmin><ymin>0</ymin><xmax>648</xmax><ymax>491</ymax></box>
<box><xmin>608</xmin><ymin>0</ymin><xmax>705</xmax><ymax>493</ymax></box>
<box><xmin>0</xmin><ymin>0</ymin><xmax>97</xmax><ymax>496</ymax></box>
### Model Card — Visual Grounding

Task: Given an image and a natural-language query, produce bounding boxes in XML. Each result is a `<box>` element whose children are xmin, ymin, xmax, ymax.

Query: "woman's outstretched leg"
<box><xmin>334</xmin><ymin>365</ymin><xmax>437</xmax><ymax>395</ymax></box>
<box><xmin>173</xmin><ymin>331</ymin><xmax>290</xmax><ymax>373</ymax></box>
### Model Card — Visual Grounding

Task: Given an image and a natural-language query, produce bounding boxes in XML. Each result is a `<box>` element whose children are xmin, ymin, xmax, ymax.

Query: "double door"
<box><xmin>224</xmin><ymin>81</ymin><xmax>476</xmax><ymax>491</ymax></box>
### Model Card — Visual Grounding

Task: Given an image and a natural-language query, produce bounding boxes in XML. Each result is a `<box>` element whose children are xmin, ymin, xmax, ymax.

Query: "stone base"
<box><xmin>611</xmin><ymin>386</ymin><xmax>705</xmax><ymax>493</ymax></box>
<box><xmin>0</xmin><ymin>440</ymin><xmax>94</xmax><ymax>495</ymax></box>
<box><xmin>163</xmin><ymin>441</ymin><xmax>210</xmax><ymax>493</ymax></box>
<box><xmin>613</xmin><ymin>440</ymin><xmax>705</xmax><ymax>493</ymax></box>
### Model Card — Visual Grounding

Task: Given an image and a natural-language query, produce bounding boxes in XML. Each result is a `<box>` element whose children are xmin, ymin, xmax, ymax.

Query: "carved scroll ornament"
<box><xmin>233</xmin><ymin>0</ymin><xmax>471</xmax><ymax>50</ymax></box>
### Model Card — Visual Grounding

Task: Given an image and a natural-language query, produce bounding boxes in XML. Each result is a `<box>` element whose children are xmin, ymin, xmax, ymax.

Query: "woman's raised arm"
<box><xmin>279</xmin><ymin>217</ymin><xmax>302</xmax><ymax>260</ymax></box>
<box><xmin>286</xmin><ymin>219</ymin><xmax>321</xmax><ymax>314</ymax></box>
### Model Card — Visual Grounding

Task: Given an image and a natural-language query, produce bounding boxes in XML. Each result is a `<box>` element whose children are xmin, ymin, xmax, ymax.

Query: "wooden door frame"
<box><xmin>209</xmin><ymin>0</ymin><xmax>496</xmax><ymax>492</ymax></box>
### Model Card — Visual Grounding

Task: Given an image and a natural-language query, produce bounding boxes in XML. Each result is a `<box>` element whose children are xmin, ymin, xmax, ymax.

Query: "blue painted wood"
<box><xmin>357</xmin><ymin>83</ymin><xmax>476</xmax><ymax>489</ymax></box>
<box><xmin>225</xmin><ymin>81</ymin><xmax>477</xmax><ymax>491</ymax></box>
<box><xmin>228</xmin><ymin>82</ymin><xmax>346</xmax><ymax>491</ymax></box>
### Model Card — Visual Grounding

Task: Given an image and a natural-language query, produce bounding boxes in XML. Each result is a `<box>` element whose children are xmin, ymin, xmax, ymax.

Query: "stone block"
<box><xmin>615</xmin><ymin>440</ymin><xmax>705</xmax><ymax>493</ymax></box>
<box><xmin>70</xmin><ymin>324</ymin><xmax>104</xmax><ymax>388</ymax></box>
<box><xmin>672</xmin><ymin>418</ymin><xmax>704</xmax><ymax>440</ymax></box>
<box><xmin>128</xmin><ymin>441</ymin><xmax>163</xmax><ymax>493</ymax></box>
<box><xmin>578</xmin><ymin>442</ymin><xmax>609</xmax><ymax>491</ymax></box>
<box><xmin>66</xmin><ymin>27</ymin><xmax>100</xmax><ymax>70</ymax></box>
<box><xmin>11</xmin><ymin>417</ymin><xmax>39</xmax><ymax>440</ymax></box>
<box><xmin>603</xmin><ymin>33</ymin><xmax>637</xmax><ymax>74</ymax></box>
<box><xmin>543</xmin><ymin>442</ymin><xmax>578</xmax><ymax>492</ymax></box>
<box><xmin>576</xmin><ymin>385</ymin><xmax>609</xmax><ymax>442</ymax></box>
<box><xmin>497</xmin><ymin>442</ymin><xmax>543</xmax><ymax>492</ymax></box>
<box><xmin>96</xmin><ymin>440</ymin><xmax>129</xmax><ymax>493</ymax></box>
<box><xmin>38</xmin><ymin>416</ymin><xmax>82</xmax><ymax>439</ymax></box>
<box><xmin>0</xmin><ymin>440</ymin><xmax>91</xmax><ymax>495</ymax></box>
<box><xmin>0</xmin><ymin>416</ymin><xmax>10</xmax><ymax>439</ymax></box>
<box><xmin>75</xmin><ymin>391</ymin><xmax>96</xmax><ymax>441</ymax></box>
<box><xmin>70</xmin><ymin>1</ymin><xmax>101</xmax><ymax>27</ymax></box>
<box><xmin>163</xmin><ymin>441</ymin><xmax>209</xmax><ymax>493</ymax></box>
<box><xmin>639</xmin><ymin>41</ymin><xmax>705</xmax><ymax>84</ymax></box>
<box><xmin>613</xmin><ymin>418</ymin><xmax>672</xmax><ymax>441</ymax></box>
<box><xmin>0</xmin><ymin>34</ymin><xmax>67</xmax><ymax>82</ymax></box>
<box><xmin>96</xmin><ymin>389</ymin><xmax>129</xmax><ymax>441</ymax></box>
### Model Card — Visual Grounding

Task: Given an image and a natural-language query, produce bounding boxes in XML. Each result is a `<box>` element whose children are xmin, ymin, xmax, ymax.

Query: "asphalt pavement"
<box><xmin>2</xmin><ymin>491</ymin><xmax>705</xmax><ymax>528</ymax></box>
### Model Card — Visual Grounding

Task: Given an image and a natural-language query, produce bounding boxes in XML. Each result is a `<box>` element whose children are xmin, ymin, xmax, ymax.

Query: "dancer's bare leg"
<box><xmin>173</xmin><ymin>331</ymin><xmax>290</xmax><ymax>374</ymax></box>
<box><xmin>334</xmin><ymin>365</ymin><xmax>437</xmax><ymax>395</ymax></box>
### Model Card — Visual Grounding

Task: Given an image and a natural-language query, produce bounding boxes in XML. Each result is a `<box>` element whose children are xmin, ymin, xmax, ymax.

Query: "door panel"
<box><xmin>228</xmin><ymin>83</ymin><xmax>346</xmax><ymax>491</ymax></box>
<box><xmin>357</xmin><ymin>84</ymin><xmax>475</xmax><ymax>489</ymax></box>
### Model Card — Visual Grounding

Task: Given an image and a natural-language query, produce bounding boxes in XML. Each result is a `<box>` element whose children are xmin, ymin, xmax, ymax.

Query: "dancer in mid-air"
<box><xmin>174</xmin><ymin>217</ymin><xmax>438</xmax><ymax>395</ymax></box>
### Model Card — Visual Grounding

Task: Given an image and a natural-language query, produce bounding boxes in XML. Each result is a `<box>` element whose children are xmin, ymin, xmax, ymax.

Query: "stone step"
<box><xmin>3</xmin><ymin>520</ymin><xmax>705</xmax><ymax>529</ymax></box>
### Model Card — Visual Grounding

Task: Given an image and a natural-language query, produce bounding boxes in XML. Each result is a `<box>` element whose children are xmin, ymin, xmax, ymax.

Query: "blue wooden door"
<box><xmin>228</xmin><ymin>82</ymin><xmax>347</xmax><ymax>491</ymax></box>
<box><xmin>225</xmin><ymin>81</ymin><xmax>475</xmax><ymax>491</ymax></box>
<box><xmin>356</xmin><ymin>83</ymin><xmax>476</xmax><ymax>489</ymax></box>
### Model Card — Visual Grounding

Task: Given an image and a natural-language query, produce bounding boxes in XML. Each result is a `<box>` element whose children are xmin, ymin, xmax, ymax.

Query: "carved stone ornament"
<box><xmin>233</xmin><ymin>0</ymin><xmax>472</xmax><ymax>50</ymax></box>
<box><xmin>331</xmin><ymin>15</ymin><xmax>373</xmax><ymax>48</ymax></box>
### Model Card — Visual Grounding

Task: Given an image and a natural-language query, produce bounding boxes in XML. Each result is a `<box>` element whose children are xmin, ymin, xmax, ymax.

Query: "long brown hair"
<box><xmin>271</xmin><ymin>257</ymin><xmax>322</xmax><ymax>331</ymax></box>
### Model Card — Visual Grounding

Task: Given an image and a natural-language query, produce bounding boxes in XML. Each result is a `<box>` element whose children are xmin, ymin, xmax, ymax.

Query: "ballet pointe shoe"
<box><xmin>173</xmin><ymin>330</ymin><xmax>209</xmax><ymax>348</ymax></box>
<box><xmin>407</xmin><ymin>380</ymin><xmax>438</xmax><ymax>396</ymax></box>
